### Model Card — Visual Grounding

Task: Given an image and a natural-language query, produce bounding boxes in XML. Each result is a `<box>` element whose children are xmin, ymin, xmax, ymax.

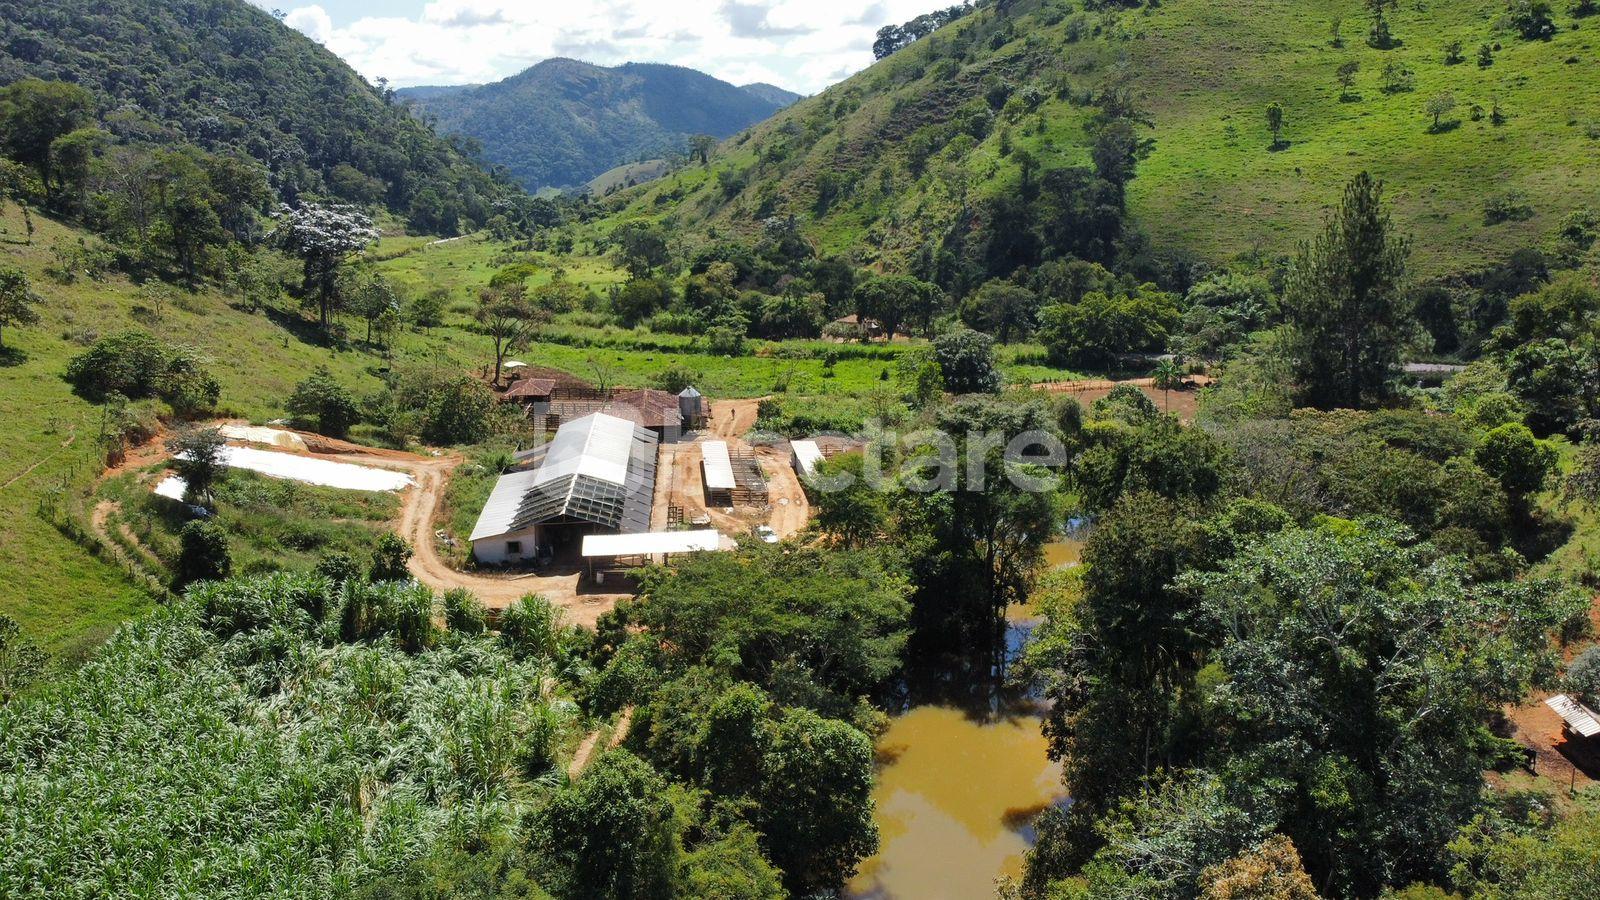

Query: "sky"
<box><xmin>248</xmin><ymin>0</ymin><xmax>942</xmax><ymax>94</ymax></box>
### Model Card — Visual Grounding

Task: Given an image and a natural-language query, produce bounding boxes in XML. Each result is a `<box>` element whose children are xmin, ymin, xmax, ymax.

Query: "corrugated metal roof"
<box><xmin>701</xmin><ymin>441</ymin><xmax>736</xmax><ymax>490</ymax></box>
<box><xmin>582</xmin><ymin>530</ymin><xmax>725</xmax><ymax>557</ymax></box>
<box><xmin>1546</xmin><ymin>694</ymin><xmax>1600</xmax><ymax>737</ymax></box>
<box><xmin>534</xmin><ymin>413</ymin><xmax>637</xmax><ymax>488</ymax></box>
<box><xmin>469</xmin><ymin>468</ymin><xmax>544</xmax><ymax>541</ymax></box>
<box><xmin>791</xmin><ymin>440</ymin><xmax>824</xmax><ymax>477</ymax></box>
<box><xmin>470</xmin><ymin>413</ymin><xmax>659</xmax><ymax>540</ymax></box>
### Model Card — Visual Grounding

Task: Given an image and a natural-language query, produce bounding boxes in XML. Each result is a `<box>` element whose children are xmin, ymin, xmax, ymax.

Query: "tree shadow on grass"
<box><xmin>1267</xmin><ymin>140</ymin><xmax>1292</xmax><ymax>152</ymax></box>
<box><xmin>261</xmin><ymin>303</ymin><xmax>339</xmax><ymax>349</ymax></box>
<box><xmin>0</xmin><ymin>346</ymin><xmax>26</xmax><ymax>367</ymax></box>
<box><xmin>1428</xmin><ymin>119</ymin><xmax>1463</xmax><ymax>135</ymax></box>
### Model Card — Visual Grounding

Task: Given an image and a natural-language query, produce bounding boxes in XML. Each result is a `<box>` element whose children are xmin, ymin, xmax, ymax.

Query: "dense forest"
<box><xmin>3</xmin><ymin>0</ymin><xmax>1600</xmax><ymax>898</ymax></box>
<box><xmin>0</xmin><ymin>0</ymin><xmax>518</xmax><ymax>230</ymax></box>
<box><xmin>400</xmin><ymin>61</ymin><xmax>799</xmax><ymax>192</ymax></box>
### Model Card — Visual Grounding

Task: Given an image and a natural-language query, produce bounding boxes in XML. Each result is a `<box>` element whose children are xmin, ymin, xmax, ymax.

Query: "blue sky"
<box><xmin>251</xmin><ymin>0</ymin><xmax>942</xmax><ymax>93</ymax></box>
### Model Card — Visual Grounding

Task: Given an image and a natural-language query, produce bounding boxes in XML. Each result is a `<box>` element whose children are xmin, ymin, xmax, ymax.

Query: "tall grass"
<box><xmin>0</xmin><ymin>573</ymin><xmax>574</xmax><ymax>898</ymax></box>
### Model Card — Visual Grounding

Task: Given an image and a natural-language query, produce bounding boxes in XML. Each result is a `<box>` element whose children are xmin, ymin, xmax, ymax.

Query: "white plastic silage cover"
<box><xmin>159</xmin><ymin>446</ymin><xmax>414</xmax><ymax>497</ymax></box>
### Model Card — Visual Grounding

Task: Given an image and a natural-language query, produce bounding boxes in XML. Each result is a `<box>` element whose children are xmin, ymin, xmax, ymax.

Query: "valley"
<box><xmin>2</xmin><ymin>1</ymin><xmax>1600</xmax><ymax>899</ymax></box>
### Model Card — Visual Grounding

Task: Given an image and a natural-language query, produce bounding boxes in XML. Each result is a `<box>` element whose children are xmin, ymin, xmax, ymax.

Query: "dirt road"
<box><xmin>1031</xmin><ymin>376</ymin><xmax>1211</xmax><ymax>421</ymax></box>
<box><xmin>710</xmin><ymin>398</ymin><xmax>764</xmax><ymax>438</ymax></box>
<box><xmin>756</xmin><ymin>446</ymin><xmax>809</xmax><ymax>538</ymax></box>
<box><xmin>392</xmin><ymin>453</ymin><xmax>630</xmax><ymax>628</ymax></box>
<box><xmin>111</xmin><ymin>423</ymin><xmax>630</xmax><ymax>628</ymax></box>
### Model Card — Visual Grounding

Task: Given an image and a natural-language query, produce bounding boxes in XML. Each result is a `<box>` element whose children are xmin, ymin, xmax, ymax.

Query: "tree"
<box><xmin>1199</xmin><ymin>835</ymin><xmax>1320</xmax><ymax>900</ymax></box>
<box><xmin>962</xmin><ymin>280</ymin><xmax>1039</xmax><ymax>344</ymax></box>
<box><xmin>1025</xmin><ymin>493</ymin><xmax>1209</xmax><ymax>830</ymax></box>
<box><xmin>610</xmin><ymin>222</ymin><xmax>671</xmax><ymax>279</ymax></box>
<box><xmin>286</xmin><ymin>366</ymin><xmax>361</xmax><ymax>438</ymax></box>
<box><xmin>0</xmin><ymin>264</ymin><xmax>41</xmax><ymax>352</ymax></box>
<box><xmin>175</xmin><ymin>520</ymin><xmax>231</xmax><ymax>589</ymax></box>
<box><xmin>1036</xmin><ymin>286</ymin><xmax>1181</xmax><ymax>370</ymax></box>
<box><xmin>1152</xmin><ymin>358</ymin><xmax>1183</xmax><ymax>411</ymax></box>
<box><xmin>1425</xmin><ymin>92</ymin><xmax>1457</xmax><ymax>131</ymax></box>
<box><xmin>634</xmin><ymin>545</ymin><xmax>910</xmax><ymax>714</ymax></box>
<box><xmin>409</xmin><ymin>287</ymin><xmax>448</xmax><ymax>331</ymax></box>
<box><xmin>476</xmin><ymin>287</ymin><xmax>547</xmax><ymax>387</ymax></box>
<box><xmin>1508</xmin><ymin>0</ymin><xmax>1557</xmax><ymax>39</ymax></box>
<box><xmin>1282</xmin><ymin>173</ymin><xmax>1412</xmax><ymax>409</ymax></box>
<box><xmin>688</xmin><ymin>134</ymin><xmax>717</xmax><ymax>166</ymax></box>
<box><xmin>270</xmin><ymin>203</ymin><xmax>378</xmax><ymax>334</ymax></box>
<box><xmin>527</xmin><ymin>751</ymin><xmax>684</xmax><ymax>900</ymax></box>
<box><xmin>933</xmin><ymin>327</ymin><xmax>1001</xmax><ymax>394</ymax></box>
<box><xmin>0</xmin><ymin>79</ymin><xmax>95</xmax><ymax>201</ymax></box>
<box><xmin>894</xmin><ymin>347</ymin><xmax>944</xmax><ymax>408</ymax></box>
<box><xmin>1444</xmin><ymin>39</ymin><xmax>1465</xmax><ymax>64</ymax></box>
<box><xmin>166</xmin><ymin>426</ymin><xmax>228</xmax><ymax>507</ymax></box>
<box><xmin>1336</xmin><ymin>61</ymin><xmax>1361</xmax><ymax>100</ymax></box>
<box><xmin>755</xmin><ymin>709</ymin><xmax>878</xmax><ymax>894</ymax></box>
<box><xmin>1265</xmin><ymin>102</ymin><xmax>1285</xmax><ymax>148</ymax></box>
<box><xmin>369</xmin><ymin>533</ymin><xmax>413</xmax><ymax>582</ymax></box>
<box><xmin>345</xmin><ymin>270</ymin><xmax>399</xmax><ymax>344</ymax></box>
<box><xmin>1474</xmin><ymin>423</ymin><xmax>1557</xmax><ymax>508</ymax></box>
<box><xmin>1173</xmin><ymin>524</ymin><xmax>1578</xmax><ymax>895</ymax></box>
<box><xmin>612</xmin><ymin>277</ymin><xmax>670</xmax><ymax>327</ymax></box>
<box><xmin>810</xmin><ymin>454</ymin><xmax>886</xmax><ymax>549</ymax></box>
<box><xmin>853</xmin><ymin>274</ymin><xmax>940</xmax><ymax>339</ymax></box>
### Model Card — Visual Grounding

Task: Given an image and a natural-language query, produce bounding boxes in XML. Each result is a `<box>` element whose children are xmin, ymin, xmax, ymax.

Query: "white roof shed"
<box><xmin>1546</xmin><ymin>694</ymin><xmax>1600</xmax><ymax>738</ymax></box>
<box><xmin>791</xmin><ymin>440</ymin><xmax>824</xmax><ymax>478</ymax></box>
<box><xmin>700</xmin><ymin>440</ymin><xmax>736</xmax><ymax>491</ymax></box>
<box><xmin>582</xmin><ymin>530</ymin><xmax>726</xmax><ymax>557</ymax></box>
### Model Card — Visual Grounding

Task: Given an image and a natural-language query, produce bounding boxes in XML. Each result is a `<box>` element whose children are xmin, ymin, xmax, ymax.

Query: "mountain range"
<box><xmin>0</xmin><ymin>0</ymin><xmax>511</xmax><ymax>225</ymax></box>
<box><xmin>399</xmin><ymin>60</ymin><xmax>800</xmax><ymax>192</ymax></box>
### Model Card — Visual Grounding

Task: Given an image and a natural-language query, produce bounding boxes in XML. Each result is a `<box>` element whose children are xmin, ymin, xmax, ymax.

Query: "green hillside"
<box><xmin>400</xmin><ymin>60</ymin><xmax>795</xmax><ymax>191</ymax></box>
<box><xmin>0</xmin><ymin>0</ymin><xmax>515</xmax><ymax>227</ymax></box>
<box><xmin>603</xmin><ymin>0</ymin><xmax>1600</xmax><ymax>278</ymax></box>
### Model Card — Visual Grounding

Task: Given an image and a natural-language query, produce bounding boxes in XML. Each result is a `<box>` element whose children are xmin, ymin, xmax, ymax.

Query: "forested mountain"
<box><xmin>607</xmin><ymin>0</ymin><xmax>1600</xmax><ymax>281</ymax></box>
<box><xmin>739</xmin><ymin>82</ymin><xmax>804</xmax><ymax>107</ymax></box>
<box><xmin>0</xmin><ymin>0</ymin><xmax>514</xmax><ymax>228</ymax></box>
<box><xmin>399</xmin><ymin>60</ymin><xmax>796</xmax><ymax>191</ymax></box>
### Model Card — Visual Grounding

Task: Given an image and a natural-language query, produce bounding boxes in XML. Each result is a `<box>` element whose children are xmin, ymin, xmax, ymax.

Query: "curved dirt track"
<box><xmin>387</xmin><ymin>454</ymin><xmax>631</xmax><ymax>629</ymax></box>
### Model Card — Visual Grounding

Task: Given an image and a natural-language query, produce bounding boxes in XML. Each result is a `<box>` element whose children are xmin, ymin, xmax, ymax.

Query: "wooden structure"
<box><xmin>729</xmin><ymin>445</ymin><xmax>768</xmax><ymax>505</ymax></box>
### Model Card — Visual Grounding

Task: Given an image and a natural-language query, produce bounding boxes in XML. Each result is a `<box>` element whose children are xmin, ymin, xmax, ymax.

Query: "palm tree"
<box><xmin>1151</xmin><ymin>358</ymin><xmax>1183</xmax><ymax>412</ymax></box>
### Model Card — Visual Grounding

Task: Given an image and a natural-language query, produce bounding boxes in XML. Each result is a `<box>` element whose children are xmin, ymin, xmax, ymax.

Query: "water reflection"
<box><xmin>848</xmin><ymin>538</ymin><xmax>1078</xmax><ymax>900</ymax></box>
<box><xmin>846</xmin><ymin>706</ymin><xmax>1064</xmax><ymax>899</ymax></box>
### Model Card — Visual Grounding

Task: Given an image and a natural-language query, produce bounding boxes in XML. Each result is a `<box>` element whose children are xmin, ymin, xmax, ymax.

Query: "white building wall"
<box><xmin>471</xmin><ymin>525</ymin><xmax>542</xmax><ymax>565</ymax></box>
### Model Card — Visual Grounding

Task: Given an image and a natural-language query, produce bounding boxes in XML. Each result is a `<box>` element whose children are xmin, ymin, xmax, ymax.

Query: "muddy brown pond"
<box><xmin>846</xmin><ymin>538</ymin><xmax>1083</xmax><ymax>900</ymax></box>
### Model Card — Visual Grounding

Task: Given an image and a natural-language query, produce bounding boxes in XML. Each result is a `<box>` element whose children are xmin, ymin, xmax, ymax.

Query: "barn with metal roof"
<box><xmin>470</xmin><ymin>412</ymin><xmax>659</xmax><ymax>565</ymax></box>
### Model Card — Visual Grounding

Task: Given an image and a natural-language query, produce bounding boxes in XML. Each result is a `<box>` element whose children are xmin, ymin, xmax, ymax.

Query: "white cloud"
<box><xmin>282</xmin><ymin>5</ymin><xmax>334</xmax><ymax>44</ymax></box>
<box><xmin>267</xmin><ymin>0</ymin><xmax>933</xmax><ymax>93</ymax></box>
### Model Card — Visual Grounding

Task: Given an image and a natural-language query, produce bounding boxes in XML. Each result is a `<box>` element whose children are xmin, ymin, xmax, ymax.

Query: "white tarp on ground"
<box><xmin>156</xmin><ymin>446</ymin><xmax>414</xmax><ymax>499</ymax></box>
<box><xmin>219</xmin><ymin>425</ymin><xmax>308</xmax><ymax>451</ymax></box>
<box><xmin>700</xmin><ymin>440</ymin><xmax>735</xmax><ymax>490</ymax></box>
<box><xmin>791</xmin><ymin>440</ymin><xmax>824</xmax><ymax>478</ymax></box>
<box><xmin>582</xmin><ymin>529</ymin><xmax>726</xmax><ymax>557</ymax></box>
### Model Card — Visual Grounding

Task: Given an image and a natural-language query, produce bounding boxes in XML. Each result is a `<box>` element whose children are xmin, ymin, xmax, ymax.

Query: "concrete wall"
<box><xmin>471</xmin><ymin>526</ymin><xmax>542</xmax><ymax>566</ymax></box>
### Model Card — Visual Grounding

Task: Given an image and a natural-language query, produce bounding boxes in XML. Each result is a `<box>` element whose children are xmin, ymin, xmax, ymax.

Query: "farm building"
<box><xmin>701</xmin><ymin>440</ymin><xmax>736</xmax><ymax>506</ymax></box>
<box><xmin>469</xmin><ymin>412</ymin><xmax>658</xmax><ymax>565</ymax></box>
<box><xmin>581</xmin><ymin>529</ymin><xmax>728</xmax><ymax>582</ymax></box>
<box><xmin>790</xmin><ymin>440</ymin><xmax>824</xmax><ymax>478</ymax></box>
<box><xmin>1546</xmin><ymin>694</ymin><xmax>1600</xmax><ymax>739</ymax></box>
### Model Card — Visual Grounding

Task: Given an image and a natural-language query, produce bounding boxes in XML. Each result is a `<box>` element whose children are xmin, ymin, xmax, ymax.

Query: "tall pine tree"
<box><xmin>1283</xmin><ymin>172</ymin><xmax>1413</xmax><ymax>409</ymax></box>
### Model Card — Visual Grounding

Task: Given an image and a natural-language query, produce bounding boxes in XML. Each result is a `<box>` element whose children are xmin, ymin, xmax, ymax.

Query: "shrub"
<box><xmin>443</xmin><ymin>588</ymin><xmax>487</xmax><ymax>635</ymax></box>
<box><xmin>176</xmin><ymin>520</ymin><xmax>232</xmax><ymax>589</ymax></box>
